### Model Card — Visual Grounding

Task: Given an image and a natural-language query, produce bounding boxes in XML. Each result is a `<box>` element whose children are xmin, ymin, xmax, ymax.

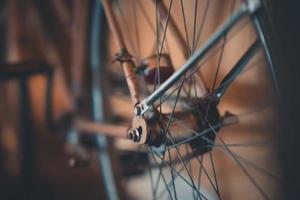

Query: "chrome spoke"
<box><xmin>194</xmin><ymin>0</ymin><xmax>209</xmax><ymax>50</ymax></box>
<box><xmin>206</xmin><ymin>121</ymin><xmax>271</xmax><ymax>200</ymax></box>
<box><xmin>208</xmin><ymin>151</ymin><xmax>221</xmax><ymax>198</ymax></box>
<box><xmin>179</xmin><ymin>0</ymin><xmax>191</xmax><ymax>55</ymax></box>
<box><xmin>106</xmin><ymin>1</ymin><xmax>278</xmax><ymax>199</ymax></box>
<box><xmin>153</xmin><ymin>151</ymin><xmax>208</xmax><ymax>200</ymax></box>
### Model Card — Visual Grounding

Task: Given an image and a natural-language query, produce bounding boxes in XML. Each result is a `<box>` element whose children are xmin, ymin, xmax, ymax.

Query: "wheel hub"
<box><xmin>128</xmin><ymin>97</ymin><xmax>221</xmax><ymax>155</ymax></box>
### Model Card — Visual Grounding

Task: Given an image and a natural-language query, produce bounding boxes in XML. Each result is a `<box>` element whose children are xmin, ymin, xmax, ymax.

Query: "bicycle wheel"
<box><xmin>100</xmin><ymin>0</ymin><xmax>281</xmax><ymax>199</ymax></box>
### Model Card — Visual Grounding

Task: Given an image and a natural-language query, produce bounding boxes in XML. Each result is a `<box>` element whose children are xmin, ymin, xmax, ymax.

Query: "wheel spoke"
<box><xmin>179</xmin><ymin>0</ymin><xmax>191</xmax><ymax>55</ymax></box>
<box><xmin>213</xmin><ymin>145</ymin><xmax>281</xmax><ymax>182</ymax></box>
<box><xmin>153</xmin><ymin>151</ymin><xmax>208</xmax><ymax>200</ymax></box>
<box><xmin>166</xmin><ymin>129</ymin><xmax>204</xmax><ymax>199</ymax></box>
<box><xmin>136</xmin><ymin>1</ymin><xmax>156</xmax><ymax>34</ymax></box>
<box><xmin>206</xmin><ymin>121</ymin><xmax>271</xmax><ymax>200</ymax></box>
<box><xmin>208</xmin><ymin>151</ymin><xmax>221</xmax><ymax>198</ymax></box>
<box><xmin>132</xmin><ymin>0</ymin><xmax>141</xmax><ymax>60</ymax></box>
<box><xmin>168</xmin><ymin>115</ymin><xmax>281</xmax><ymax>182</ymax></box>
<box><xmin>167</xmin><ymin>148</ymin><xmax>178</xmax><ymax>199</ymax></box>
<box><xmin>159</xmin><ymin>64</ymin><xmax>204</xmax><ymax>199</ymax></box>
<box><xmin>154</xmin><ymin>16</ymin><xmax>252</xmax><ymax>108</ymax></box>
<box><xmin>194</xmin><ymin>0</ymin><xmax>209</xmax><ymax>50</ymax></box>
<box><xmin>215</xmin><ymin>40</ymin><xmax>260</xmax><ymax>101</ymax></box>
<box><xmin>191</xmin><ymin>0</ymin><xmax>199</xmax><ymax>54</ymax></box>
<box><xmin>148</xmin><ymin>157</ymin><xmax>156</xmax><ymax>199</ymax></box>
<box><xmin>107</xmin><ymin>1</ymin><xmax>278</xmax><ymax>199</ymax></box>
<box><xmin>204</xmin><ymin>0</ymin><xmax>238</xmax><ymax>121</ymax></box>
<box><xmin>150</xmin><ymin>147</ymin><xmax>176</xmax><ymax>199</ymax></box>
<box><xmin>115</xmin><ymin>0</ymin><xmax>138</xmax><ymax>57</ymax></box>
<box><xmin>153</xmin><ymin>0</ymin><xmax>174</xmax><ymax>91</ymax></box>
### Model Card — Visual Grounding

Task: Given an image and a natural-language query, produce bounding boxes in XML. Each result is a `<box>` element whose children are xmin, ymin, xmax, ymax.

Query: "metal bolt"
<box><xmin>132</xmin><ymin>129</ymin><xmax>139</xmax><ymax>142</ymax></box>
<box><xmin>127</xmin><ymin>131</ymin><xmax>134</xmax><ymax>140</ymax></box>
<box><xmin>134</xmin><ymin>106</ymin><xmax>141</xmax><ymax>116</ymax></box>
<box><xmin>128</xmin><ymin>127</ymin><xmax>142</xmax><ymax>142</ymax></box>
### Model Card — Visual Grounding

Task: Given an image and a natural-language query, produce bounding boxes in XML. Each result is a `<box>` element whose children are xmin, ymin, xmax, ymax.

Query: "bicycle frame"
<box><xmin>3</xmin><ymin>1</ymin><xmax>278</xmax><ymax>199</ymax></box>
<box><xmin>65</xmin><ymin>0</ymin><xmax>279</xmax><ymax>142</ymax></box>
<box><xmin>135</xmin><ymin>0</ymin><xmax>263</xmax><ymax>115</ymax></box>
<box><xmin>100</xmin><ymin>0</ymin><xmax>264</xmax><ymax>117</ymax></box>
<box><xmin>102</xmin><ymin>0</ymin><xmax>140</xmax><ymax>105</ymax></box>
<box><xmin>35</xmin><ymin>0</ymin><xmax>278</xmax><ymax>199</ymax></box>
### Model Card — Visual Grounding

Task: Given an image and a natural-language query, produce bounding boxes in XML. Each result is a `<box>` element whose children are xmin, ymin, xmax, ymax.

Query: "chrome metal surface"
<box><xmin>135</xmin><ymin>2</ymin><xmax>259</xmax><ymax>116</ymax></box>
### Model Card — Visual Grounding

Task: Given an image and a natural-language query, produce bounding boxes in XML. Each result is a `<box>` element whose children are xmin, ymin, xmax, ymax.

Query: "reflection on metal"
<box><xmin>89</xmin><ymin>0</ymin><xmax>118</xmax><ymax>199</ymax></box>
<box><xmin>136</xmin><ymin>1</ymin><xmax>262</xmax><ymax>116</ymax></box>
<box><xmin>215</xmin><ymin>39</ymin><xmax>260</xmax><ymax>100</ymax></box>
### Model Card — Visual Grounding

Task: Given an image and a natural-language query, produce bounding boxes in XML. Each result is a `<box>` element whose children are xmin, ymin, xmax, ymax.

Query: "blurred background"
<box><xmin>0</xmin><ymin>0</ymin><xmax>300</xmax><ymax>200</ymax></box>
